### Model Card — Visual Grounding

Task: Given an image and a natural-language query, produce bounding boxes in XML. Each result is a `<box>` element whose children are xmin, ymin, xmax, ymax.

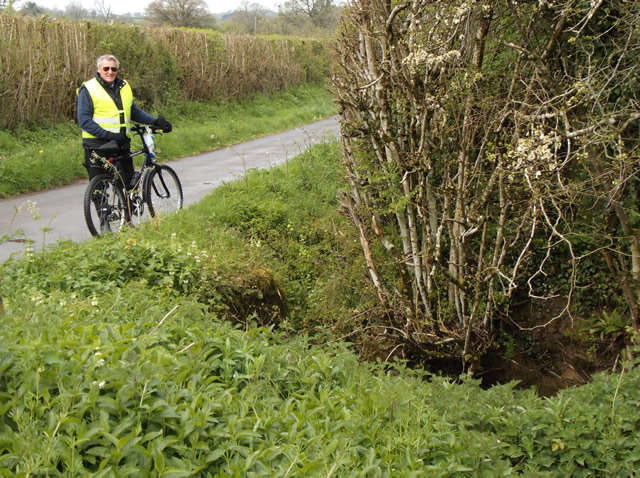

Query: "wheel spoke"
<box><xmin>84</xmin><ymin>175</ymin><xmax>126</xmax><ymax>236</ymax></box>
<box><xmin>145</xmin><ymin>165</ymin><xmax>183</xmax><ymax>218</ymax></box>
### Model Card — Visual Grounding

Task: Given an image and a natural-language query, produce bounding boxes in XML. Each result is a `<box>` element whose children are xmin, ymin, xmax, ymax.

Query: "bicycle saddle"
<box><xmin>97</xmin><ymin>140</ymin><xmax>121</xmax><ymax>153</ymax></box>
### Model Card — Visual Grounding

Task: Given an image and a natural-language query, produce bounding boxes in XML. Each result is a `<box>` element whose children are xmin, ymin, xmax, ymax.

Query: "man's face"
<box><xmin>98</xmin><ymin>59</ymin><xmax>118</xmax><ymax>85</ymax></box>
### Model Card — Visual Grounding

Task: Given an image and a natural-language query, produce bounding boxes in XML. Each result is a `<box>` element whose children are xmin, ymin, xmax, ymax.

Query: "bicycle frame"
<box><xmin>84</xmin><ymin>123</ymin><xmax>182</xmax><ymax>236</ymax></box>
<box><xmin>92</xmin><ymin>124</ymin><xmax>163</xmax><ymax>186</ymax></box>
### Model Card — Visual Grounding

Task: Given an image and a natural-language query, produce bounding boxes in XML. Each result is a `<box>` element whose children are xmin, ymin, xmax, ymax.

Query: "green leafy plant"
<box><xmin>587</xmin><ymin>309</ymin><xmax>628</xmax><ymax>340</ymax></box>
<box><xmin>2</xmin><ymin>141</ymin><xmax>639</xmax><ymax>476</ymax></box>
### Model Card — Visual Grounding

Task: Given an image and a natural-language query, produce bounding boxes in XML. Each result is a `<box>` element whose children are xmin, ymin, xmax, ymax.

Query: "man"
<box><xmin>77</xmin><ymin>54</ymin><xmax>172</xmax><ymax>188</ymax></box>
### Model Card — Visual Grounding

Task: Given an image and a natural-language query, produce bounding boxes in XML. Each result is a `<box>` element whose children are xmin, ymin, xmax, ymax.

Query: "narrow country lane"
<box><xmin>0</xmin><ymin>117</ymin><xmax>340</xmax><ymax>263</ymax></box>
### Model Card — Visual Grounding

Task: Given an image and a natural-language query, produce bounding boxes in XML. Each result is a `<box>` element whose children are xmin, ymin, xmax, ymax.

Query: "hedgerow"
<box><xmin>0</xmin><ymin>14</ymin><xmax>332</xmax><ymax>130</ymax></box>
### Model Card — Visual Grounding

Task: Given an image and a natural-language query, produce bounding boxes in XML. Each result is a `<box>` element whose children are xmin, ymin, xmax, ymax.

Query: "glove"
<box><xmin>105</xmin><ymin>132</ymin><xmax>129</xmax><ymax>147</ymax></box>
<box><xmin>154</xmin><ymin>115</ymin><xmax>172</xmax><ymax>133</ymax></box>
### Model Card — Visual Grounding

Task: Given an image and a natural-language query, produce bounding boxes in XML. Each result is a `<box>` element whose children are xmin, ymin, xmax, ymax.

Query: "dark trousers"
<box><xmin>84</xmin><ymin>148</ymin><xmax>134</xmax><ymax>186</ymax></box>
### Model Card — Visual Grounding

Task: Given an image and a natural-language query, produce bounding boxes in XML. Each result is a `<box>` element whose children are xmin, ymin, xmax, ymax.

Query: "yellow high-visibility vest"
<box><xmin>80</xmin><ymin>78</ymin><xmax>133</xmax><ymax>139</ymax></box>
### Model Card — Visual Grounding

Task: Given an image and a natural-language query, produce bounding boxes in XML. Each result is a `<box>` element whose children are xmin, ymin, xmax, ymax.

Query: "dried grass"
<box><xmin>0</xmin><ymin>14</ymin><xmax>330</xmax><ymax>130</ymax></box>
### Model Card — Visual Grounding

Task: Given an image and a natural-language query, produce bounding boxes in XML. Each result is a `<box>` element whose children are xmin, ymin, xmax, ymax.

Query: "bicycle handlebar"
<box><xmin>129</xmin><ymin>124</ymin><xmax>167</xmax><ymax>135</ymax></box>
<box><xmin>96</xmin><ymin>123</ymin><xmax>168</xmax><ymax>155</ymax></box>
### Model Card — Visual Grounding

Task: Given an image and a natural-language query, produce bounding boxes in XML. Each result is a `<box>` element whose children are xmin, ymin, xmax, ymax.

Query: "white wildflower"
<box><xmin>26</xmin><ymin>200</ymin><xmax>40</xmax><ymax>220</ymax></box>
<box><xmin>31</xmin><ymin>293</ymin><xmax>44</xmax><ymax>306</ymax></box>
<box><xmin>506</xmin><ymin>127</ymin><xmax>560</xmax><ymax>178</ymax></box>
<box><xmin>402</xmin><ymin>49</ymin><xmax>461</xmax><ymax>75</ymax></box>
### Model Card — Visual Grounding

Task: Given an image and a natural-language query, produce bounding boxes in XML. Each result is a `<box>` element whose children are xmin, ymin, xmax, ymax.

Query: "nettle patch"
<box><xmin>1</xmin><ymin>282</ymin><xmax>640</xmax><ymax>475</ymax></box>
<box><xmin>1</xmin><ymin>144</ymin><xmax>639</xmax><ymax>474</ymax></box>
<box><xmin>2</xmin><ymin>233</ymin><xmax>286</xmax><ymax>327</ymax></box>
<box><xmin>0</xmin><ymin>284</ymin><xmax>312</xmax><ymax>474</ymax></box>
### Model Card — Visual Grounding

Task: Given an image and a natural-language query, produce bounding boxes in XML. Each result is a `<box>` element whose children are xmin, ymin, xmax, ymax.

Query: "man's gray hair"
<box><xmin>96</xmin><ymin>54</ymin><xmax>119</xmax><ymax>69</ymax></box>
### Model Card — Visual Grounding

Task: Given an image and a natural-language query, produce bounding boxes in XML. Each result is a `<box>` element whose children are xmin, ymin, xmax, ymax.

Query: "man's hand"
<box><xmin>105</xmin><ymin>132</ymin><xmax>129</xmax><ymax>147</ymax></box>
<box><xmin>154</xmin><ymin>116</ymin><xmax>172</xmax><ymax>133</ymax></box>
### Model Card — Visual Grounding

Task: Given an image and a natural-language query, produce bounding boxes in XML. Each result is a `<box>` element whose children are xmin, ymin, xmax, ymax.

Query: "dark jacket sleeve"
<box><xmin>130</xmin><ymin>102</ymin><xmax>157</xmax><ymax>125</ymax></box>
<box><xmin>77</xmin><ymin>86</ymin><xmax>110</xmax><ymax>139</ymax></box>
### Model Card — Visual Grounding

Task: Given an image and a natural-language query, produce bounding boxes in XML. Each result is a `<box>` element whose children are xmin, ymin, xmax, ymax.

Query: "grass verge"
<box><xmin>0</xmin><ymin>83</ymin><xmax>336</xmax><ymax>198</ymax></box>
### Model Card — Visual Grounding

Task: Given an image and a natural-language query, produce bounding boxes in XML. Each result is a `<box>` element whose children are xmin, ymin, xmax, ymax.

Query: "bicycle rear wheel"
<box><xmin>144</xmin><ymin>165</ymin><xmax>183</xmax><ymax>218</ymax></box>
<box><xmin>84</xmin><ymin>175</ymin><xmax>127</xmax><ymax>237</ymax></box>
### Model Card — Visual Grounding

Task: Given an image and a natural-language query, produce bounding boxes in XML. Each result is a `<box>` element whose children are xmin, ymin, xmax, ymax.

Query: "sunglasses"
<box><xmin>102</xmin><ymin>66</ymin><xmax>118</xmax><ymax>72</ymax></box>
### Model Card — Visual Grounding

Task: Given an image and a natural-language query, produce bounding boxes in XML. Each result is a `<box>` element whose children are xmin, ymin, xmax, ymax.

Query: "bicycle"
<box><xmin>83</xmin><ymin>124</ymin><xmax>183</xmax><ymax>237</ymax></box>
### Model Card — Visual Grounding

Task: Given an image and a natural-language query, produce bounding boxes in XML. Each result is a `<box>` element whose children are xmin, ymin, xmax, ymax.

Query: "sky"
<box><xmin>24</xmin><ymin>0</ymin><xmax>285</xmax><ymax>15</ymax></box>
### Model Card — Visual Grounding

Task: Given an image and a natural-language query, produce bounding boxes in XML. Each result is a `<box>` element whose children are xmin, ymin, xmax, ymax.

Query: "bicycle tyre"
<box><xmin>143</xmin><ymin>164</ymin><xmax>183</xmax><ymax>218</ymax></box>
<box><xmin>84</xmin><ymin>174</ymin><xmax>127</xmax><ymax>237</ymax></box>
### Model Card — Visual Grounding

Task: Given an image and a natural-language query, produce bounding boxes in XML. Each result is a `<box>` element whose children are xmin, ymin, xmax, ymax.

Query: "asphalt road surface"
<box><xmin>1</xmin><ymin>116</ymin><xmax>340</xmax><ymax>264</ymax></box>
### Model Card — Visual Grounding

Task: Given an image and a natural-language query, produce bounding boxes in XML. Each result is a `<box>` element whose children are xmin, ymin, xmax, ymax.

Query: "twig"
<box><xmin>385</xmin><ymin>343</ymin><xmax>404</xmax><ymax>362</ymax></box>
<box><xmin>358</xmin><ymin>73</ymin><xmax>384</xmax><ymax>90</ymax></box>
<box><xmin>146</xmin><ymin>304</ymin><xmax>179</xmax><ymax>338</ymax></box>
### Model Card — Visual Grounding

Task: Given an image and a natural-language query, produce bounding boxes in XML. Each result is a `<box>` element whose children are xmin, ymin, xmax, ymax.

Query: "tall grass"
<box><xmin>0</xmin><ymin>84</ymin><xmax>336</xmax><ymax>198</ymax></box>
<box><xmin>0</xmin><ymin>13</ymin><xmax>332</xmax><ymax>130</ymax></box>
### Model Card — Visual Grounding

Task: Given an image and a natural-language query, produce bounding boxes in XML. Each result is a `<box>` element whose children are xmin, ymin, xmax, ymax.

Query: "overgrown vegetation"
<box><xmin>332</xmin><ymin>0</ymin><xmax>639</xmax><ymax>370</ymax></box>
<box><xmin>0</xmin><ymin>83</ymin><xmax>336</xmax><ymax>197</ymax></box>
<box><xmin>0</xmin><ymin>13</ymin><xmax>332</xmax><ymax>130</ymax></box>
<box><xmin>2</xmin><ymin>0</ymin><xmax>639</xmax><ymax>472</ymax></box>
<box><xmin>2</xmin><ymin>142</ymin><xmax>640</xmax><ymax>475</ymax></box>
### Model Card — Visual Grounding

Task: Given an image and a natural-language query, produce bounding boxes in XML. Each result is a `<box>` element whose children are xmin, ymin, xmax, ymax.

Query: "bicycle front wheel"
<box><xmin>84</xmin><ymin>175</ymin><xmax>127</xmax><ymax>237</ymax></box>
<box><xmin>144</xmin><ymin>165</ymin><xmax>183</xmax><ymax>218</ymax></box>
